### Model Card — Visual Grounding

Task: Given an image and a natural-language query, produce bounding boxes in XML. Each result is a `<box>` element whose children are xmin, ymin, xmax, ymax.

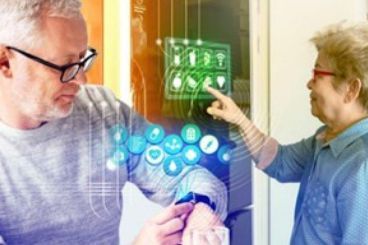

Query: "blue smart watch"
<box><xmin>175</xmin><ymin>192</ymin><xmax>216</xmax><ymax>211</ymax></box>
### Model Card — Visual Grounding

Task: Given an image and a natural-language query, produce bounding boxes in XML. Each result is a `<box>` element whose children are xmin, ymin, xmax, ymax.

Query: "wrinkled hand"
<box><xmin>134</xmin><ymin>203</ymin><xmax>194</xmax><ymax>245</ymax></box>
<box><xmin>206</xmin><ymin>86</ymin><xmax>249</xmax><ymax>127</ymax></box>
<box><xmin>182</xmin><ymin>203</ymin><xmax>224</xmax><ymax>245</ymax></box>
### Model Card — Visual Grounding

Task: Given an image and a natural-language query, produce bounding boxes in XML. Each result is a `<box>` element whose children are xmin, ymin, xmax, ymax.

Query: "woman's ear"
<box><xmin>0</xmin><ymin>45</ymin><xmax>12</xmax><ymax>78</ymax></box>
<box><xmin>344</xmin><ymin>78</ymin><xmax>362</xmax><ymax>103</ymax></box>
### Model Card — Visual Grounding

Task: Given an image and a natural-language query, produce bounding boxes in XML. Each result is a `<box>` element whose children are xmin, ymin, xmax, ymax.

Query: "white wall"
<box><xmin>269</xmin><ymin>0</ymin><xmax>366</xmax><ymax>244</ymax></box>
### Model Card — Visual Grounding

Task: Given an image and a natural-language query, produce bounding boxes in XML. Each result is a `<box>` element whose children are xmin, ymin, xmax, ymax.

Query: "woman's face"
<box><xmin>307</xmin><ymin>52</ymin><xmax>347</xmax><ymax>124</ymax></box>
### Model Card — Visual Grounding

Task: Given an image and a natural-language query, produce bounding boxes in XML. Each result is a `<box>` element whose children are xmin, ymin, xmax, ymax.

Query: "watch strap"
<box><xmin>175</xmin><ymin>192</ymin><xmax>216</xmax><ymax>211</ymax></box>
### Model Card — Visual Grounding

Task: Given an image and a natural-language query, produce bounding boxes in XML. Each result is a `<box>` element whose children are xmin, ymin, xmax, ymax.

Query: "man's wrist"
<box><xmin>175</xmin><ymin>192</ymin><xmax>216</xmax><ymax>212</ymax></box>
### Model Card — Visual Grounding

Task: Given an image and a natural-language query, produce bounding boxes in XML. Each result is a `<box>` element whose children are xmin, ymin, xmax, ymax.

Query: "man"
<box><xmin>0</xmin><ymin>1</ymin><xmax>227</xmax><ymax>244</ymax></box>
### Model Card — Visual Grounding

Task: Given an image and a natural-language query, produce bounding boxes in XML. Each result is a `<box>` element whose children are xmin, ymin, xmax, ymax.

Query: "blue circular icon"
<box><xmin>199</xmin><ymin>134</ymin><xmax>219</xmax><ymax>154</ymax></box>
<box><xmin>145</xmin><ymin>145</ymin><xmax>165</xmax><ymax>166</ymax></box>
<box><xmin>163</xmin><ymin>134</ymin><xmax>184</xmax><ymax>155</ymax></box>
<box><xmin>145</xmin><ymin>124</ymin><xmax>165</xmax><ymax>144</ymax></box>
<box><xmin>110</xmin><ymin>145</ymin><xmax>129</xmax><ymax>165</ymax></box>
<box><xmin>127</xmin><ymin>135</ymin><xmax>147</xmax><ymax>154</ymax></box>
<box><xmin>109</xmin><ymin>124</ymin><xmax>128</xmax><ymax>144</ymax></box>
<box><xmin>217</xmin><ymin>145</ymin><xmax>232</xmax><ymax>164</ymax></box>
<box><xmin>163</xmin><ymin>156</ymin><xmax>184</xmax><ymax>177</ymax></box>
<box><xmin>181</xmin><ymin>124</ymin><xmax>201</xmax><ymax>144</ymax></box>
<box><xmin>182</xmin><ymin>145</ymin><xmax>201</xmax><ymax>165</ymax></box>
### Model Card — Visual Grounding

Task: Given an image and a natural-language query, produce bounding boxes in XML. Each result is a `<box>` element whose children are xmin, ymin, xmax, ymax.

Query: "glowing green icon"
<box><xmin>216</xmin><ymin>73</ymin><xmax>227</xmax><ymax>91</ymax></box>
<box><xmin>202</xmin><ymin>74</ymin><xmax>214</xmax><ymax>91</ymax></box>
<box><xmin>186</xmin><ymin>48</ymin><xmax>199</xmax><ymax>67</ymax></box>
<box><xmin>186</xmin><ymin>73</ymin><xmax>199</xmax><ymax>91</ymax></box>
<box><xmin>172</xmin><ymin>73</ymin><xmax>183</xmax><ymax>91</ymax></box>
<box><xmin>202</xmin><ymin>49</ymin><xmax>213</xmax><ymax>68</ymax></box>
<box><xmin>171</xmin><ymin>45</ymin><xmax>184</xmax><ymax>66</ymax></box>
<box><xmin>215</xmin><ymin>50</ymin><xmax>227</xmax><ymax>69</ymax></box>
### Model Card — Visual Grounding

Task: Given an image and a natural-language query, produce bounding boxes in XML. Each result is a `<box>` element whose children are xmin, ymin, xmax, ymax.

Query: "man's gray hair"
<box><xmin>0</xmin><ymin>0</ymin><xmax>82</xmax><ymax>49</ymax></box>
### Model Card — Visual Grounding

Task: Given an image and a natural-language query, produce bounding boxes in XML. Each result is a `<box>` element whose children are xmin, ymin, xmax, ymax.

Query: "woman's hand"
<box><xmin>133</xmin><ymin>203</ymin><xmax>194</xmax><ymax>245</ymax></box>
<box><xmin>206</xmin><ymin>86</ymin><xmax>250</xmax><ymax>127</ymax></box>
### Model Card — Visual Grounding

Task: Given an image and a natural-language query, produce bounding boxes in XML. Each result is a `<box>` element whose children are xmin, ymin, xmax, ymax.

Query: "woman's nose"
<box><xmin>307</xmin><ymin>78</ymin><xmax>313</xmax><ymax>90</ymax></box>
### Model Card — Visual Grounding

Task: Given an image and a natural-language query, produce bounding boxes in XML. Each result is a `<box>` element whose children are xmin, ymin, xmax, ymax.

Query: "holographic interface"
<box><xmin>108</xmin><ymin>123</ymin><xmax>234</xmax><ymax>176</ymax></box>
<box><xmin>164</xmin><ymin>38</ymin><xmax>231</xmax><ymax>100</ymax></box>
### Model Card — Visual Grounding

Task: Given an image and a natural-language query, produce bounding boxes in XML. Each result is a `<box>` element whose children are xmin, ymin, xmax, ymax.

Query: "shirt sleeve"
<box><xmin>261</xmin><ymin>135</ymin><xmax>315</xmax><ymax>183</ymax></box>
<box><xmin>337</xmin><ymin>161</ymin><xmax>368</xmax><ymax>244</ymax></box>
<box><xmin>120</xmin><ymin>102</ymin><xmax>228</xmax><ymax>221</ymax></box>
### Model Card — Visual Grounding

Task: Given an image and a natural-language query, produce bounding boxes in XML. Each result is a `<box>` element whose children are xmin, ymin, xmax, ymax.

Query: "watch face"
<box><xmin>175</xmin><ymin>192</ymin><xmax>195</xmax><ymax>205</ymax></box>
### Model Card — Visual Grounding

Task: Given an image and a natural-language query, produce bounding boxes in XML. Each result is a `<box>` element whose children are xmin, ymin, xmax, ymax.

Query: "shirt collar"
<box><xmin>316</xmin><ymin>118</ymin><xmax>368</xmax><ymax>158</ymax></box>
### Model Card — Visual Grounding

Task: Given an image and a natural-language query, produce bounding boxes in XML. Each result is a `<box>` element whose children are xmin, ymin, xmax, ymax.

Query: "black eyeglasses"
<box><xmin>6</xmin><ymin>46</ymin><xmax>98</xmax><ymax>83</ymax></box>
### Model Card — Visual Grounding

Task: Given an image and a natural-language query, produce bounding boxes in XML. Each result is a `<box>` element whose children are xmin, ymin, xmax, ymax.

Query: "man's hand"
<box><xmin>134</xmin><ymin>203</ymin><xmax>194</xmax><ymax>245</ymax></box>
<box><xmin>182</xmin><ymin>203</ymin><xmax>225</xmax><ymax>245</ymax></box>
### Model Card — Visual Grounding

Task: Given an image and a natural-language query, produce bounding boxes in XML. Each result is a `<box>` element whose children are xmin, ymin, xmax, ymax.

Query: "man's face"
<box><xmin>6</xmin><ymin>15</ymin><xmax>88</xmax><ymax>122</ymax></box>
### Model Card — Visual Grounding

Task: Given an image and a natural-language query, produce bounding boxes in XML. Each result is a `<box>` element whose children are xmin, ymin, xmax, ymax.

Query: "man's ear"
<box><xmin>344</xmin><ymin>78</ymin><xmax>362</xmax><ymax>103</ymax></box>
<box><xmin>0</xmin><ymin>45</ymin><xmax>12</xmax><ymax>78</ymax></box>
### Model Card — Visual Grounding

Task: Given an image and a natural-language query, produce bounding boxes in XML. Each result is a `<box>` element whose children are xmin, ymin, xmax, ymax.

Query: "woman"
<box><xmin>207</xmin><ymin>22</ymin><xmax>368</xmax><ymax>244</ymax></box>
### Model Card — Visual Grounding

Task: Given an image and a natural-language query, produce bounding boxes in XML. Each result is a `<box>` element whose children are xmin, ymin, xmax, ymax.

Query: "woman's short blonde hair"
<box><xmin>311</xmin><ymin>22</ymin><xmax>368</xmax><ymax>110</ymax></box>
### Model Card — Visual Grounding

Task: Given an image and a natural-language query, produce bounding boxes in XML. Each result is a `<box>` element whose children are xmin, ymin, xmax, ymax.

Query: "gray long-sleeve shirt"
<box><xmin>0</xmin><ymin>85</ymin><xmax>227</xmax><ymax>245</ymax></box>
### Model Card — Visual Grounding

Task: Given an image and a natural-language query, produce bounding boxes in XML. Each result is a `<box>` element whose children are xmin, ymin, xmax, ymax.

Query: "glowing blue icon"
<box><xmin>181</xmin><ymin>124</ymin><xmax>201</xmax><ymax>144</ymax></box>
<box><xmin>110</xmin><ymin>145</ymin><xmax>129</xmax><ymax>165</ymax></box>
<box><xmin>127</xmin><ymin>135</ymin><xmax>147</xmax><ymax>154</ymax></box>
<box><xmin>199</xmin><ymin>134</ymin><xmax>219</xmax><ymax>154</ymax></box>
<box><xmin>145</xmin><ymin>124</ymin><xmax>165</xmax><ymax>144</ymax></box>
<box><xmin>145</xmin><ymin>145</ymin><xmax>165</xmax><ymax>166</ymax></box>
<box><xmin>217</xmin><ymin>145</ymin><xmax>232</xmax><ymax>164</ymax></box>
<box><xmin>163</xmin><ymin>156</ymin><xmax>184</xmax><ymax>176</ymax></box>
<box><xmin>109</xmin><ymin>124</ymin><xmax>128</xmax><ymax>144</ymax></box>
<box><xmin>163</xmin><ymin>135</ymin><xmax>183</xmax><ymax>155</ymax></box>
<box><xmin>182</xmin><ymin>145</ymin><xmax>201</xmax><ymax>165</ymax></box>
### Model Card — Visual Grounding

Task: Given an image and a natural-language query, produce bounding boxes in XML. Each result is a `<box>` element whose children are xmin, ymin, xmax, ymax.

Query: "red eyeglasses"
<box><xmin>312</xmin><ymin>69</ymin><xmax>336</xmax><ymax>80</ymax></box>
